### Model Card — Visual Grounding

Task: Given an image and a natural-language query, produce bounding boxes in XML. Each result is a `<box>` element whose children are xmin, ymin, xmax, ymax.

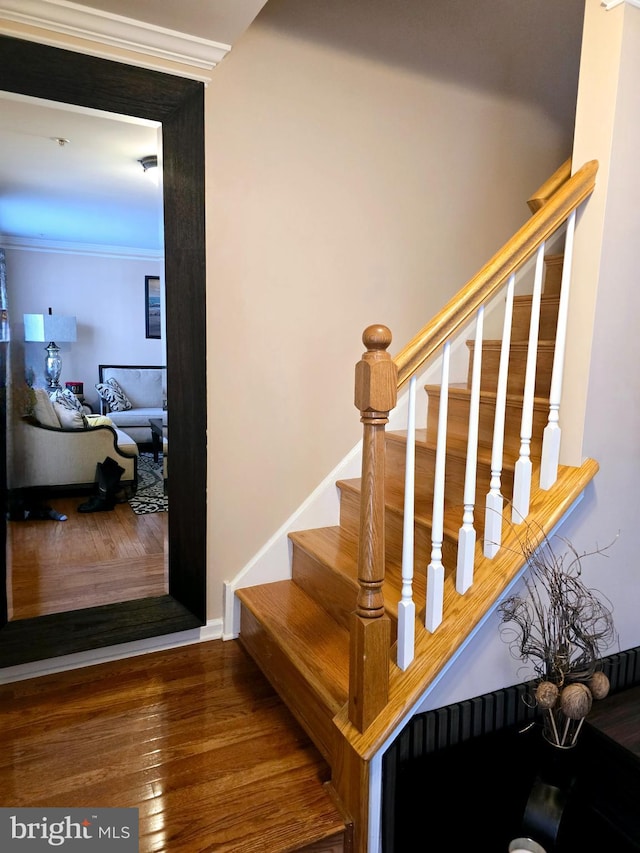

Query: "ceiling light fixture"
<box><xmin>139</xmin><ymin>155</ymin><xmax>158</xmax><ymax>172</ymax></box>
<box><xmin>138</xmin><ymin>154</ymin><xmax>159</xmax><ymax>186</ymax></box>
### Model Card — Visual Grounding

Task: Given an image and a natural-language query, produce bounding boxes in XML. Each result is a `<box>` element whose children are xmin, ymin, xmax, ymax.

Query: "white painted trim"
<box><xmin>0</xmin><ymin>0</ymin><xmax>231</xmax><ymax>80</ymax></box>
<box><xmin>369</xmin><ymin>750</ymin><xmax>384</xmax><ymax>853</ymax></box>
<box><xmin>602</xmin><ymin>0</ymin><xmax>640</xmax><ymax>10</ymax></box>
<box><xmin>0</xmin><ymin>617</ymin><xmax>223</xmax><ymax>684</ymax></box>
<box><xmin>0</xmin><ymin>233</ymin><xmax>163</xmax><ymax>261</ymax></box>
<box><xmin>0</xmin><ymin>27</ymin><xmax>213</xmax><ymax>82</ymax></box>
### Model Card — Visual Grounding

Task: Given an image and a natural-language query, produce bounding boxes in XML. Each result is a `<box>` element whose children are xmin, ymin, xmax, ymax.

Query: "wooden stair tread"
<box><xmin>209</xmin><ymin>765</ymin><xmax>348</xmax><ymax>853</ymax></box>
<box><xmin>514</xmin><ymin>293</ymin><xmax>560</xmax><ymax>303</ymax></box>
<box><xmin>237</xmin><ymin>580</ymin><xmax>350</xmax><ymax>713</ymax></box>
<box><xmin>469</xmin><ymin>338</ymin><xmax>556</xmax><ymax>347</ymax></box>
<box><xmin>291</xmin><ymin>526</ymin><xmax>359</xmax><ymax>577</ymax></box>
<box><xmin>337</xmin><ymin>476</ymin><xmax>483</xmax><ymax>540</ymax></box>
<box><xmin>290</xmin><ymin>525</ymin><xmax>426</xmax><ymax>621</ymax></box>
<box><xmin>386</xmin><ymin>428</ymin><xmax>517</xmax><ymax>463</ymax></box>
<box><xmin>423</xmin><ymin>383</ymin><xmax>550</xmax><ymax>406</ymax></box>
<box><xmin>383</xmin><ymin>434</ymin><xmax>518</xmax><ymax>507</ymax></box>
<box><xmin>421</xmin><ymin>387</ymin><xmax>548</xmax><ymax>459</ymax></box>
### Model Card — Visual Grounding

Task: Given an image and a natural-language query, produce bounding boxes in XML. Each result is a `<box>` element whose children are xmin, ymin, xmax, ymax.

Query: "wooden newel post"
<box><xmin>349</xmin><ymin>324</ymin><xmax>397</xmax><ymax>732</ymax></box>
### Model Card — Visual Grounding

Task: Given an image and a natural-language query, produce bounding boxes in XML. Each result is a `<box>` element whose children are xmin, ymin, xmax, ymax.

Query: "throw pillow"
<box><xmin>31</xmin><ymin>388</ymin><xmax>60</xmax><ymax>428</ymax></box>
<box><xmin>95</xmin><ymin>378</ymin><xmax>132</xmax><ymax>412</ymax></box>
<box><xmin>50</xmin><ymin>387</ymin><xmax>83</xmax><ymax>412</ymax></box>
<box><xmin>52</xmin><ymin>402</ymin><xmax>88</xmax><ymax>429</ymax></box>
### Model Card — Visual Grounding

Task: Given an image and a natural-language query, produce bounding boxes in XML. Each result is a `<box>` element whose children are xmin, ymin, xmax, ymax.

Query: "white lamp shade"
<box><xmin>24</xmin><ymin>313</ymin><xmax>77</xmax><ymax>343</ymax></box>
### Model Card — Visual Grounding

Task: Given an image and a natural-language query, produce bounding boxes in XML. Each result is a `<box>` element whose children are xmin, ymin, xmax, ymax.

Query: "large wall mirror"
<box><xmin>0</xmin><ymin>35</ymin><xmax>207</xmax><ymax>668</ymax></box>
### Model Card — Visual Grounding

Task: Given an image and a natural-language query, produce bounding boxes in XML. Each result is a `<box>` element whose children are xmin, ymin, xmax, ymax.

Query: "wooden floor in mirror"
<box><xmin>6</xmin><ymin>494</ymin><xmax>167</xmax><ymax>619</ymax></box>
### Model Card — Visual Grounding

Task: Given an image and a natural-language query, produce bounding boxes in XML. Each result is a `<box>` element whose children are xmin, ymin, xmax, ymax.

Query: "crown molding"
<box><xmin>602</xmin><ymin>0</ymin><xmax>640</xmax><ymax>10</ymax></box>
<box><xmin>0</xmin><ymin>0</ymin><xmax>230</xmax><ymax>80</ymax></box>
<box><xmin>0</xmin><ymin>233</ymin><xmax>163</xmax><ymax>260</ymax></box>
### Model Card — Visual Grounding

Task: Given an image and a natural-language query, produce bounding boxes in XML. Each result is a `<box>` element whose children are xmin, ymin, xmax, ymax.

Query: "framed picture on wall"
<box><xmin>145</xmin><ymin>275</ymin><xmax>161</xmax><ymax>339</ymax></box>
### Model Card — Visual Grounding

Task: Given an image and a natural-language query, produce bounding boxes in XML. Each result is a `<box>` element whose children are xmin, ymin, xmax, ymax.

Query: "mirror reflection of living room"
<box><xmin>2</xmin><ymin>97</ymin><xmax>169</xmax><ymax>622</ymax></box>
<box><xmin>7</xmin><ymin>290</ymin><xmax>168</xmax><ymax>622</ymax></box>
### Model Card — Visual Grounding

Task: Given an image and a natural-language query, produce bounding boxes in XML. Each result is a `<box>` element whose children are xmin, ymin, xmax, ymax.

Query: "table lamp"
<box><xmin>24</xmin><ymin>309</ymin><xmax>77</xmax><ymax>390</ymax></box>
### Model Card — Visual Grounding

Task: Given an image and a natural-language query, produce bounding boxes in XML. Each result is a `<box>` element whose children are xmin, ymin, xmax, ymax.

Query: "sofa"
<box><xmin>10</xmin><ymin>388</ymin><xmax>138</xmax><ymax>494</ymax></box>
<box><xmin>97</xmin><ymin>365</ymin><xmax>167</xmax><ymax>446</ymax></box>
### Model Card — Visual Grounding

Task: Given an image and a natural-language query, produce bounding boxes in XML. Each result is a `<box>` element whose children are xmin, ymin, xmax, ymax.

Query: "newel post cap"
<box><xmin>354</xmin><ymin>324</ymin><xmax>398</xmax><ymax>414</ymax></box>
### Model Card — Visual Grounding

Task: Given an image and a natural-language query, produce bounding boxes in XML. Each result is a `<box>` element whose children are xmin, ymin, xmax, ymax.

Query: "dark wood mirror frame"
<box><xmin>0</xmin><ymin>35</ymin><xmax>207</xmax><ymax>668</ymax></box>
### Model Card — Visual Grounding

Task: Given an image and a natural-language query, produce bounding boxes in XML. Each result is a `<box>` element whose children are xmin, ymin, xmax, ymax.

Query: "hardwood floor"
<box><xmin>2</xmin><ymin>493</ymin><xmax>348</xmax><ymax>849</ymax></box>
<box><xmin>0</xmin><ymin>639</ymin><xmax>349</xmax><ymax>852</ymax></box>
<box><xmin>6</xmin><ymin>494</ymin><xmax>167</xmax><ymax>619</ymax></box>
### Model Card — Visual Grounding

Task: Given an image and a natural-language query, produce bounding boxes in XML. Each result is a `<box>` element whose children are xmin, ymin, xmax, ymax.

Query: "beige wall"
<box><xmin>562</xmin><ymin>0</ymin><xmax>625</xmax><ymax>465</ymax></box>
<box><xmin>422</xmin><ymin>0</ymin><xmax>640</xmax><ymax>711</ymax></box>
<box><xmin>572</xmin><ymin>0</ymin><xmax>640</xmax><ymax>652</ymax></box>
<box><xmin>204</xmin><ymin>0</ymin><xmax>584</xmax><ymax>617</ymax></box>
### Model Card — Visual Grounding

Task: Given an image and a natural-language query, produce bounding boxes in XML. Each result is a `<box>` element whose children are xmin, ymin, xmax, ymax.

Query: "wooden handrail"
<box><xmin>527</xmin><ymin>157</ymin><xmax>572</xmax><ymax>212</ymax></box>
<box><xmin>394</xmin><ymin>160</ymin><xmax>598</xmax><ymax>389</ymax></box>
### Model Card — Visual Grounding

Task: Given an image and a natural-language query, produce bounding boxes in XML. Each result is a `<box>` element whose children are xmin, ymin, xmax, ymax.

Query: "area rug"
<box><xmin>129</xmin><ymin>452</ymin><xmax>167</xmax><ymax>515</ymax></box>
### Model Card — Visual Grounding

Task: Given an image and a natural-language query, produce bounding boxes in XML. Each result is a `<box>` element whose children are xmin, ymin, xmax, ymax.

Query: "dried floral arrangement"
<box><xmin>498</xmin><ymin>526</ymin><xmax>618</xmax><ymax>748</ymax></box>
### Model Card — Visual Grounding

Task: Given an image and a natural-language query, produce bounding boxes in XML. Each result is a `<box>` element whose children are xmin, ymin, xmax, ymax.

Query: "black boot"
<box><xmin>78</xmin><ymin>457</ymin><xmax>125</xmax><ymax>513</ymax></box>
<box><xmin>101</xmin><ymin>456</ymin><xmax>127</xmax><ymax>504</ymax></box>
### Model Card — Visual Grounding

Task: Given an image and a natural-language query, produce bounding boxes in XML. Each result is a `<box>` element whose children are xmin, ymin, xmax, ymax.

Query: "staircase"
<box><xmin>236</xmin><ymin>160</ymin><xmax>599</xmax><ymax>852</ymax></box>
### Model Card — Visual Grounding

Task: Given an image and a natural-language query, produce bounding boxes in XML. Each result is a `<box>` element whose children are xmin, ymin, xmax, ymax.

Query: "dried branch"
<box><xmin>498</xmin><ymin>525</ymin><xmax>618</xmax><ymax>687</ymax></box>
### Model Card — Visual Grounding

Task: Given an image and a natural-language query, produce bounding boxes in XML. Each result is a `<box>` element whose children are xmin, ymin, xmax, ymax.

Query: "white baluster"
<box><xmin>456</xmin><ymin>306</ymin><xmax>484</xmax><ymax>594</ymax></box>
<box><xmin>484</xmin><ymin>274</ymin><xmax>515</xmax><ymax>557</ymax></box>
<box><xmin>426</xmin><ymin>341</ymin><xmax>450</xmax><ymax>633</ymax></box>
<box><xmin>540</xmin><ymin>211</ymin><xmax>576</xmax><ymax>490</ymax></box>
<box><xmin>397</xmin><ymin>375</ymin><xmax>417</xmax><ymax>670</ymax></box>
<box><xmin>512</xmin><ymin>243</ymin><xmax>545</xmax><ymax>523</ymax></box>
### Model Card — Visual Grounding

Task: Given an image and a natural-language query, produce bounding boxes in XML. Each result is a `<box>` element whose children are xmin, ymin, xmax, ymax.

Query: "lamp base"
<box><xmin>44</xmin><ymin>341</ymin><xmax>62</xmax><ymax>390</ymax></box>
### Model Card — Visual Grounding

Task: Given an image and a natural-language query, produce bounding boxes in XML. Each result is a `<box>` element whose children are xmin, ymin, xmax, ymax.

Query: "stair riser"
<box><xmin>292</xmin><ymin>542</ymin><xmax>360</xmax><ymax>633</ymax></box>
<box><xmin>338</xmin><ymin>484</ymin><xmax>459</xmax><ymax>571</ymax></box>
<box><xmin>511</xmin><ymin>295</ymin><xmax>559</xmax><ymax>341</ymax></box>
<box><xmin>542</xmin><ymin>254</ymin><xmax>563</xmax><ymax>294</ymax></box>
<box><xmin>425</xmin><ymin>390</ymin><xmax>545</xmax><ymax>459</ymax></box>
<box><xmin>238</xmin><ymin>604</ymin><xmax>338</xmax><ymax>767</ymax></box>
<box><xmin>385</xmin><ymin>438</ymin><xmax>515</xmax><ymax>509</ymax></box>
<box><xmin>298</xmin><ymin>830</ymin><xmax>347</xmax><ymax>853</ymax></box>
<box><xmin>467</xmin><ymin>341</ymin><xmax>554</xmax><ymax>397</ymax></box>
<box><xmin>293</xmin><ymin>542</ymin><xmax>400</xmax><ymax>642</ymax></box>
